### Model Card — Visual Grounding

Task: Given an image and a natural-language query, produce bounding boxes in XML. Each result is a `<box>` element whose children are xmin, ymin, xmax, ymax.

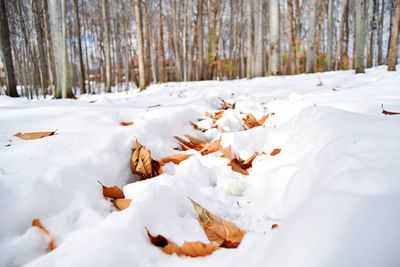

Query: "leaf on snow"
<box><xmin>219</xmin><ymin>145</ymin><xmax>233</xmax><ymax>160</ymax></box>
<box><xmin>190</xmin><ymin>199</ymin><xmax>245</xmax><ymax>248</ymax></box>
<box><xmin>98</xmin><ymin>180</ymin><xmax>125</xmax><ymax>199</ymax></box>
<box><xmin>112</xmin><ymin>199</ymin><xmax>132</xmax><ymax>210</ymax></box>
<box><xmin>146</xmin><ymin>228</ymin><xmax>219</xmax><ymax>257</ymax></box>
<box><xmin>243</xmin><ymin>113</ymin><xmax>271</xmax><ymax>129</ymax></box>
<box><xmin>189</xmin><ymin>121</ymin><xmax>206</xmax><ymax>132</ymax></box>
<box><xmin>270</xmin><ymin>148</ymin><xmax>281</xmax><ymax>156</ymax></box>
<box><xmin>32</xmin><ymin>218</ymin><xmax>57</xmax><ymax>251</ymax></box>
<box><xmin>120</xmin><ymin>121</ymin><xmax>134</xmax><ymax>126</ymax></box>
<box><xmin>200</xmin><ymin>138</ymin><xmax>222</xmax><ymax>155</ymax></box>
<box><xmin>381</xmin><ymin>104</ymin><xmax>400</xmax><ymax>115</ymax></box>
<box><xmin>271</xmin><ymin>224</ymin><xmax>279</xmax><ymax>230</ymax></box>
<box><xmin>131</xmin><ymin>141</ymin><xmax>163</xmax><ymax>180</ymax></box>
<box><xmin>220</xmin><ymin>98</ymin><xmax>235</xmax><ymax>110</ymax></box>
<box><xmin>158</xmin><ymin>154</ymin><xmax>191</xmax><ymax>165</ymax></box>
<box><xmin>15</xmin><ymin>131</ymin><xmax>55</xmax><ymax>140</ymax></box>
<box><xmin>184</xmin><ymin>134</ymin><xmax>207</xmax><ymax>145</ymax></box>
<box><xmin>228</xmin><ymin>153</ymin><xmax>257</xmax><ymax>175</ymax></box>
<box><xmin>174</xmin><ymin>136</ymin><xmax>205</xmax><ymax>151</ymax></box>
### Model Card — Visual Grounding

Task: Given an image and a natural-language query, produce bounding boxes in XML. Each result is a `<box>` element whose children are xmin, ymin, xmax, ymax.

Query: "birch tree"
<box><xmin>306</xmin><ymin>0</ymin><xmax>317</xmax><ymax>73</ymax></box>
<box><xmin>134</xmin><ymin>0</ymin><xmax>146</xmax><ymax>90</ymax></box>
<box><xmin>269</xmin><ymin>0</ymin><xmax>280</xmax><ymax>75</ymax></box>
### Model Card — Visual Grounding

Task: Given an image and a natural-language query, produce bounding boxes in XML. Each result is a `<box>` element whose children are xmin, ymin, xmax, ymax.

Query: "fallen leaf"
<box><xmin>220</xmin><ymin>98</ymin><xmax>235</xmax><ymax>110</ymax></box>
<box><xmin>120</xmin><ymin>121</ymin><xmax>134</xmax><ymax>126</ymax></box>
<box><xmin>270</xmin><ymin>148</ymin><xmax>281</xmax><ymax>156</ymax></box>
<box><xmin>158</xmin><ymin>154</ymin><xmax>190</xmax><ymax>165</ymax></box>
<box><xmin>242</xmin><ymin>153</ymin><xmax>257</xmax><ymax>169</ymax></box>
<box><xmin>190</xmin><ymin>199</ymin><xmax>245</xmax><ymax>248</ymax></box>
<box><xmin>189</xmin><ymin>121</ymin><xmax>206</xmax><ymax>132</ymax></box>
<box><xmin>98</xmin><ymin>180</ymin><xmax>125</xmax><ymax>199</ymax></box>
<box><xmin>131</xmin><ymin>141</ymin><xmax>163</xmax><ymax>180</ymax></box>
<box><xmin>213</xmin><ymin>110</ymin><xmax>224</xmax><ymax>121</ymax></box>
<box><xmin>113</xmin><ymin>199</ymin><xmax>132</xmax><ymax>210</ymax></box>
<box><xmin>174</xmin><ymin>136</ymin><xmax>204</xmax><ymax>151</ymax></box>
<box><xmin>32</xmin><ymin>218</ymin><xmax>57</xmax><ymax>251</ymax></box>
<box><xmin>271</xmin><ymin>224</ymin><xmax>279</xmax><ymax>230</ymax></box>
<box><xmin>382</xmin><ymin>104</ymin><xmax>400</xmax><ymax>115</ymax></box>
<box><xmin>200</xmin><ymin>138</ymin><xmax>222</xmax><ymax>155</ymax></box>
<box><xmin>229</xmin><ymin>158</ymin><xmax>249</xmax><ymax>175</ymax></box>
<box><xmin>243</xmin><ymin>113</ymin><xmax>260</xmax><ymax>129</ymax></box>
<box><xmin>15</xmin><ymin>131</ymin><xmax>55</xmax><ymax>140</ymax></box>
<box><xmin>258</xmin><ymin>114</ymin><xmax>270</xmax><ymax>125</ymax></box>
<box><xmin>184</xmin><ymin>135</ymin><xmax>207</xmax><ymax>145</ymax></box>
<box><xmin>146</xmin><ymin>228</ymin><xmax>219</xmax><ymax>257</ymax></box>
<box><xmin>220</xmin><ymin>145</ymin><xmax>233</xmax><ymax>160</ymax></box>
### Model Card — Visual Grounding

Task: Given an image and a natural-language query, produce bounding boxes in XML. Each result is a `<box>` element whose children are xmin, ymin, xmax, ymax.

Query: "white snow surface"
<box><xmin>1</xmin><ymin>66</ymin><xmax>400</xmax><ymax>267</ymax></box>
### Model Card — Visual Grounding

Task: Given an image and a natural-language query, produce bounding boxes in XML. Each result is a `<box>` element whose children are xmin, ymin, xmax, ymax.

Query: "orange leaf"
<box><xmin>158</xmin><ymin>154</ymin><xmax>190</xmax><ymax>165</ymax></box>
<box><xmin>131</xmin><ymin>141</ymin><xmax>163</xmax><ymax>180</ymax></box>
<box><xmin>270</xmin><ymin>148</ymin><xmax>281</xmax><ymax>156</ymax></box>
<box><xmin>15</xmin><ymin>131</ymin><xmax>55</xmax><ymax>140</ymax></box>
<box><xmin>271</xmin><ymin>224</ymin><xmax>279</xmax><ymax>230</ymax></box>
<box><xmin>258</xmin><ymin>114</ymin><xmax>270</xmax><ymax>125</ymax></box>
<box><xmin>174</xmin><ymin>136</ymin><xmax>204</xmax><ymax>151</ymax></box>
<box><xmin>242</xmin><ymin>153</ymin><xmax>257</xmax><ymax>169</ymax></box>
<box><xmin>190</xmin><ymin>199</ymin><xmax>245</xmax><ymax>248</ymax></box>
<box><xmin>200</xmin><ymin>138</ymin><xmax>222</xmax><ymax>155</ymax></box>
<box><xmin>98</xmin><ymin>181</ymin><xmax>125</xmax><ymax>199</ymax></box>
<box><xmin>32</xmin><ymin>218</ymin><xmax>57</xmax><ymax>251</ymax></box>
<box><xmin>184</xmin><ymin>135</ymin><xmax>207</xmax><ymax>145</ymax></box>
<box><xmin>382</xmin><ymin>104</ymin><xmax>400</xmax><ymax>115</ymax></box>
<box><xmin>113</xmin><ymin>199</ymin><xmax>132</xmax><ymax>210</ymax></box>
<box><xmin>213</xmin><ymin>110</ymin><xmax>225</xmax><ymax>121</ymax></box>
<box><xmin>243</xmin><ymin>113</ymin><xmax>260</xmax><ymax>129</ymax></box>
<box><xmin>220</xmin><ymin>99</ymin><xmax>235</xmax><ymax>110</ymax></box>
<box><xmin>228</xmin><ymin>158</ymin><xmax>249</xmax><ymax>175</ymax></box>
<box><xmin>220</xmin><ymin>145</ymin><xmax>233</xmax><ymax>160</ymax></box>
<box><xmin>120</xmin><ymin>121</ymin><xmax>134</xmax><ymax>126</ymax></box>
<box><xmin>146</xmin><ymin>228</ymin><xmax>219</xmax><ymax>257</ymax></box>
<box><xmin>189</xmin><ymin>121</ymin><xmax>206</xmax><ymax>132</ymax></box>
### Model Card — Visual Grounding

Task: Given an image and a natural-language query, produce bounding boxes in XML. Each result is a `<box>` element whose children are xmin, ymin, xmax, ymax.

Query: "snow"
<box><xmin>1</xmin><ymin>66</ymin><xmax>400</xmax><ymax>267</ymax></box>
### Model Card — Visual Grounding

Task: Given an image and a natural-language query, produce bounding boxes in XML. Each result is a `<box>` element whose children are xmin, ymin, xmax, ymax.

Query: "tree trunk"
<box><xmin>306</xmin><ymin>0</ymin><xmax>317</xmax><ymax>73</ymax></box>
<box><xmin>73</xmin><ymin>0</ymin><xmax>86</xmax><ymax>94</ymax></box>
<box><xmin>158</xmin><ymin>0</ymin><xmax>166</xmax><ymax>83</ymax></box>
<box><xmin>287</xmin><ymin>0</ymin><xmax>296</xmax><ymax>74</ymax></box>
<box><xmin>269</xmin><ymin>0</ymin><xmax>280</xmax><ymax>75</ymax></box>
<box><xmin>0</xmin><ymin>0</ymin><xmax>18</xmax><ymax>97</ymax></box>
<box><xmin>377</xmin><ymin>0</ymin><xmax>385</xmax><ymax>65</ymax></box>
<box><xmin>197</xmin><ymin>0</ymin><xmax>204</xmax><ymax>80</ymax></box>
<box><xmin>43</xmin><ymin>0</ymin><xmax>56</xmax><ymax>97</ymax></box>
<box><xmin>102</xmin><ymin>0</ymin><xmax>112</xmax><ymax>92</ymax></box>
<box><xmin>246</xmin><ymin>0</ymin><xmax>254</xmax><ymax>78</ymax></box>
<box><xmin>253</xmin><ymin>0</ymin><xmax>263</xmax><ymax>77</ymax></box>
<box><xmin>355</xmin><ymin>0</ymin><xmax>366</xmax><ymax>73</ymax></box>
<box><xmin>142</xmin><ymin>0</ymin><xmax>153</xmax><ymax>84</ymax></box>
<box><xmin>367</xmin><ymin>0</ymin><xmax>378</xmax><ymax>68</ymax></box>
<box><xmin>388</xmin><ymin>0</ymin><xmax>400</xmax><ymax>71</ymax></box>
<box><xmin>327</xmin><ymin>0</ymin><xmax>334</xmax><ymax>70</ymax></box>
<box><xmin>134</xmin><ymin>0</ymin><xmax>146</xmax><ymax>90</ymax></box>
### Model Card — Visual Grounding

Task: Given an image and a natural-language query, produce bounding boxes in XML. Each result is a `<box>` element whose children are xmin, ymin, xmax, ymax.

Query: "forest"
<box><xmin>0</xmin><ymin>0</ymin><xmax>399</xmax><ymax>99</ymax></box>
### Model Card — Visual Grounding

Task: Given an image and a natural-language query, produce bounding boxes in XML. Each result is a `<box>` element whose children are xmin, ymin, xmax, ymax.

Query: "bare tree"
<box><xmin>306</xmin><ymin>0</ymin><xmax>317</xmax><ymax>73</ymax></box>
<box><xmin>355</xmin><ymin>0</ymin><xmax>366</xmax><ymax>73</ymax></box>
<box><xmin>269</xmin><ymin>0</ymin><xmax>280</xmax><ymax>75</ymax></box>
<box><xmin>327</xmin><ymin>0</ymin><xmax>335</xmax><ymax>70</ymax></box>
<box><xmin>135</xmin><ymin>0</ymin><xmax>146</xmax><ymax>90</ymax></box>
<box><xmin>73</xmin><ymin>0</ymin><xmax>86</xmax><ymax>94</ymax></box>
<box><xmin>102</xmin><ymin>0</ymin><xmax>112</xmax><ymax>92</ymax></box>
<box><xmin>387</xmin><ymin>0</ymin><xmax>400</xmax><ymax>71</ymax></box>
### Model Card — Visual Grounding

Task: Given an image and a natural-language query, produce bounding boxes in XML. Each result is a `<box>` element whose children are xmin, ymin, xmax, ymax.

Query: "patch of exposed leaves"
<box><xmin>15</xmin><ymin>131</ymin><xmax>56</xmax><ymax>140</ymax></box>
<box><xmin>32</xmin><ymin>218</ymin><xmax>57</xmax><ymax>251</ymax></box>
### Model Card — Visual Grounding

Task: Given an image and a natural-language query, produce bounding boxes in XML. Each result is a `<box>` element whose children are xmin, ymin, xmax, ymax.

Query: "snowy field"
<box><xmin>1</xmin><ymin>66</ymin><xmax>400</xmax><ymax>267</ymax></box>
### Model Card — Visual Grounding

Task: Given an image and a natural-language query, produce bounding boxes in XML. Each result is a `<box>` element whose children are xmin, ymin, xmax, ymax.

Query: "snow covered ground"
<box><xmin>1</xmin><ymin>66</ymin><xmax>400</xmax><ymax>267</ymax></box>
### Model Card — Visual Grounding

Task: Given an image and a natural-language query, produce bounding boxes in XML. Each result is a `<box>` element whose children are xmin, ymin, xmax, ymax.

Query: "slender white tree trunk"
<box><xmin>306</xmin><ymin>0</ymin><xmax>317</xmax><ymax>73</ymax></box>
<box><xmin>254</xmin><ymin>0</ymin><xmax>263</xmax><ymax>77</ymax></box>
<box><xmin>355</xmin><ymin>0</ymin><xmax>366</xmax><ymax>73</ymax></box>
<box><xmin>134</xmin><ymin>0</ymin><xmax>146</xmax><ymax>90</ymax></box>
<box><xmin>269</xmin><ymin>0</ymin><xmax>280</xmax><ymax>75</ymax></box>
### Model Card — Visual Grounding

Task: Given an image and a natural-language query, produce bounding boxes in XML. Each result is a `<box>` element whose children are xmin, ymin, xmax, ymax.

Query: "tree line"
<box><xmin>0</xmin><ymin>0</ymin><xmax>399</xmax><ymax>98</ymax></box>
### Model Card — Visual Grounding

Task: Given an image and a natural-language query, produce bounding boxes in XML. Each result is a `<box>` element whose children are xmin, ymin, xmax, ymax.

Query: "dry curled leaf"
<box><xmin>113</xmin><ymin>199</ymin><xmax>132</xmax><ymax>210</ymax></box>
<box><xmin>189</xmin><ymin>121</ymin><xmax>206</xmax><ymax>132</ymax></box>
<box><xmin>270</xmin><ymin>148</ymin><xmax>281</xmax><ymax>156</ymax></box>
<box><xmin>258</xmin><ymin>114</ymin><xmax>270</xmax><ymax>125</ymax></box>
<box><xmin>243</xmin><ymin>113</ymin><xmax>271</xmax><ymax>129</ymax></box>
<box><xmin>184</xmin><ymin>135</ymin><xmax>207</xmax><ymax>145</ymax></box>
<box><xmin>220</xmin><ymin>99</ymin><xmax>235</xmax><ymax>110</ymax></box>
<box><xmin>131</xmin><ymin>141</ymin><xmax>163</xmax><ymax>180</ymax></box>
<box><xmin>32</xmin><ymin>218</ymin><xmax>57</xmax><ymax>251</ymax></box>
<box><xmin>271</xmin><ymin>224</ymin><xmax>279</xmax><ymax>230</ymax></box>
<box><xmin>200</xmin><ymin>138</ymin><xmax>222</xmax><ymax>155</ymax></box>
<box><xmin>228</xmin><ymin>153</ymin><xmax>257</xmax><ymax>175</ymax></box>
<box><xmin>98</xmin><ymin>180</ymin><xmax>125</xmax><ymax>199</ymax></box>
<box><xmin>213</xmin><ymin>110</ymin><xmax>225</xmax><ymax>121</ymax></box>
<box><xmin>381</xmin><ymin>104</ymin><xmax>400</xmax><ymax>115</ymax></box>
<box><xmin>146</xmin><ymin>228</ymin><xmax>219</xmax><ymax>257</ymax></box>
<box><xmin>220</xmin><ymin>146</ymin><xmax>233</xmax><ymax>160</ymax></box>
<box><xmin>15</xmin><ymin>131</ymin><xmax>55</xmax><ymax>140</ymax></box>
<box><xmin>158</xmin><ymin>154</ymin><xmax>190</xmax><ymax>165</ymax></box>
<box><xmin>190</xmin><ymin>199</ymin><xmax>245</xmax><ymax>248</ymax></box>
<box><xmin>174</xmin><ymin>136</ymin><xmax>205</xmax><ymax>151</ymax></box>
<box><xmin>120</xmin><ymin>121</ymin><xmax>134</xmax><ymax>126</ymax></box>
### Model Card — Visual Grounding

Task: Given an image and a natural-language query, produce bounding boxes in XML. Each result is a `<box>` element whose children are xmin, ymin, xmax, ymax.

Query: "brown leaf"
<box><xmin>174</xmin><ymin>136</ymin><xmax>204</xmax><ymax>151</ymax></box>
<box><xmin>98</xmin><ymin>180</ymin><xmax>125</xmax><ymax>199</ymax></box>
<box><xmin>213</xmin><ymin>110</ymin><xmax>225</xmax><ymax>121</ymax></box>
<box><xmin>15</xmin><ymin>131</ymin><xmax>55</xmax><ymax>140</ymax></box>
<box><xmin>258</xmin><ymin>114</ymin><xmax>270</xmax><ymax>125</ymax></box>
<box><xmin>32</xmin><ymin>218</ymin><xmax>57</xmax><ymax>251</ymax></box>
<box><xmin>184</xmin><ymin>135</ymin><xmax>207</xmax><ymax>145</ymax></box>
<box><xmin>271</xmin><ymin>224</ymin><xmax>279</xmax><ymax>230</ymax></box>
<box><xmin>228</xmin><ymin>158</ymin><xmax>249</xmax><ymax>175</ymax></box>
<box><xmin>131</xmin><ymin>141</ymin><xmax>163</xmax><ymax>180</ymax></box>
<box><xmin>220</xmin><ymin>99</ymin><xmax>235</xmax><ymax>110</ymax></box>
<box><xmin>189</xmin><ymin>121</ymin><xmax>206</xmax><ymax>132</ymax></box>
<box><xmin>190</xmin><ymin>199</ymin><xmax>245</xmax><ymax>248</ymax></box>
<box><xmin>242</xmin><ymin>153</ymin><xmax>257</xmax><ymax>169</ymax></box>
<box><xmin>220</xmin><ymin>146</ymin><xmax>233</xmax><ymax>160</ymax></box>
<box><xmin>146</xmin><ymin>228</ymin><xmax>219</xmax><ymax>257</ymax></box>
<box><xmin>120</xmin><ymin>121</ymin><xmax>134</xmax><ymax>126</ymax></box>
<box><xmin>270</xmin><ymin>148</ymin><xmax>281</xmax><ymax>156</ymax></box>
<box><xmin>158</xmin><ymin>154</ymin><xmax>190</xmax><ymax>165</ymax></box>
<box><xmin>382</xmin><ymin>104</ymin><xmax>400</xmax><ymax>115</ymax></box>
<box><xmin>113</xmin><ymin>199</ymin><xmax>132</xmax><ymax>210</ymax></box>
<box><xmin>243</xmin><ymin>113</ymin><xmax>260</xmax><ymax>129</ymax></box>
<box><xmin>200</xmin><ymin>138</ymin><xmax>222</xmax><ymax>155</ymax></box>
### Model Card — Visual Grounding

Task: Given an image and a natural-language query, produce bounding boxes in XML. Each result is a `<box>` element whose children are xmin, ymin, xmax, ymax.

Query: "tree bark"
<box><xmin>102</xmin><ymin>0</ymin><xmax>112</xmax><ymax>92</ymax></box>
<box><xmin>388</xmin><ymin>0</ymin><xmax>400</xmax><ymax>71</ymax></box>
<box><xmin>73</xmin><ymin>0</ymin><xmax>86</xmax><ymax>94</ymax></box>
<box><xmin>355</xmin><ymin>0</ymin><xmax>366</xmax><ymax>73</ymax></box>
<box><xmin>269</xmin><ymin>0</ymin><xmax>280</xmax><ymax>75</ymax></box>
<box><xmin>327</xmin><ymin>0</ymin><xmax>334</xmax><ymax>70</ymax></box>
<box><xmin>377</xmin><ymin>0</ymin><xmax>385</xmax><ymax>65</ymax></box>
<box><xmin>0</xmin><ymin>0</ymin><xmax>18</xmax><ymax>97</ymax></box>
<box><xmin>306</xmin><ymin>0</ymin><xmax>317</xmax><ymax>73</ymax></box>
<box><xmin>253</xmin><ymin>0</ymin><xmax>263</xmax><ymax>77</ymax></box>
<box><xmin>158</xmin><ymin>0</ymin><xmax>166</xmax><ymax>83</ymax></box>
<box><xmin>287</xmin><ymin>0</ymin><xmax>296</xmax><ymax>74</ymax></box>
<box><xmin>246</xmin><ymin>0</ymin><xmax>254</xmax><ymax>78</ymax></box>
<box><xmin>134</xmin><ymin>0</ymin><xmax>146</xmax><ymax>90</ymax></box>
